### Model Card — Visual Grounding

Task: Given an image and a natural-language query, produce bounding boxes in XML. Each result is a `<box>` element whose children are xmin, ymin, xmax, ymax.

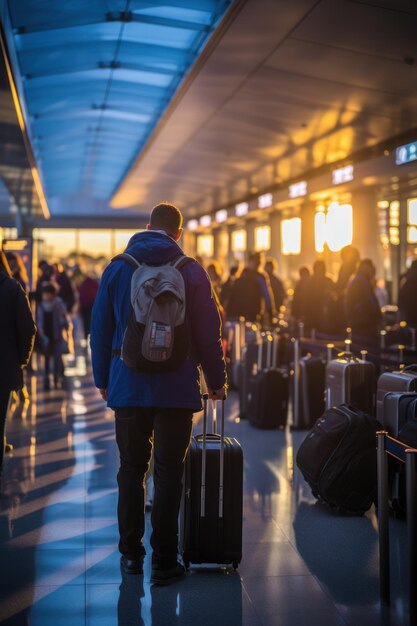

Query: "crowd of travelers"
<box><xmin>0</xmin><ymin>250</ymin><xmax>99</xmax><ymax>482</ymax></box>
<box><xmin>205</xmin><ymin>246</ymin><xmax>417</xmax><ymax>343</ymax></box>
<box><xmin>2</xmin><ymin>206</ymin><xmax>417</xmax><ymax>584</ymax></box>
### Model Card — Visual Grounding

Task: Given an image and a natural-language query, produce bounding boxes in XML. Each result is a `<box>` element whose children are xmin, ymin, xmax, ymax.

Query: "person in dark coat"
<box><xmin>398</xmin><ymin>260</ymin><xmax>417</xmax><ymax>328</ymax></box>
<box><xmin>264</xmin><ymin>257</ymin><xmax>286</xmax><ymax>311</ymax></box>
<box><xmin>37</xmin><ymin>283</ymin><xmax>71</xmax><ymax>390</ymax></box>
<box><xmin>90</xmin><ymin>202</ymin><xmax>226</xmax><ymax>585</ymax></box>
<box><xmin>0</xmin><ymin>251</ymin><xmax>36</xmax><ymax>479</ymax></box>
<box><xmin>302</xmin><ymin>260</ymin><xmax>336</xmax><ymax>333</ymax></box>
<box><xmin>345</xmin><ymin>259</ymin><xmax>381</xmax><ymax>341</ymax></box>
<box><xmin>219</xmin><ymin>266</ymin><xmax>240</xmax><ymax>317</ymax></box>
<box><xmin>335</xmin><ymin>245</ymin><xmax>360</xmax><ymax>332</ymax></box>
<box><xmin>78</xmin><ymin>274</ymin><xmax>99</xmax><ymax>340</ymax></box>
<box><xmin>53</xmin><ymin>263</ymin><xmax>76</xmax><ymax>313</ymax></box>
<box><xmin>291</xmin><ymin>266</ymin><xmax>311</xmax><ymax>322</ymax></box>
<box><xmin>5</xmin><ymin>251</ymin><xmax>29</xmax><ymax>293</ymax></box>
<box><xmin>226</xmin><ymin>267</ymin><xmax>264</xmax><ymax>322</ymax></box>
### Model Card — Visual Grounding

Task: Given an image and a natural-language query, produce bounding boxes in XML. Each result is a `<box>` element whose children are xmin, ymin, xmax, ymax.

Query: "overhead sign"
<box><xmin>396</xmin><ymin>141</ymin><xmax>417</xmax><ymax>165</ymax></box>
<box><xmin>332</xmin><ymin>165</ymin><xmax>354</xmax><ymax>185</ymax></box>
<box><xmin>289</xmin><ymin>181</ymin><xmax>307</xmax><ymax>199</ymax></box>
<box><xmin>258</xmin><ymin>193</ymin><xmax>272</xmax><ymax>209</ymax></box>
<box><xmin>2</xmin><ymin>237</ymin><xmax>34</xmax><ymax>290</ymax></box>
<box><xmin>235</xmin><ymin>202</ymin><xmax>249</xmax><ymax>217</ymax></box>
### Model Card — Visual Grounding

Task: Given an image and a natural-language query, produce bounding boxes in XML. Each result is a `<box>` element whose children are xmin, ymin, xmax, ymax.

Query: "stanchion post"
<box><xmin>293</xmin><ymin>338</ymin><xmax>300</xmax><ymax>428</ymax></box>
<box><xmin>406</xmin><ymin>449</ymin><xmax>417</xmax><ymax>626</ymax></box>
<box><xmin>377</xmin><ymin>431</ymin><xmax>390</xmax><ymax>606</ymax></box>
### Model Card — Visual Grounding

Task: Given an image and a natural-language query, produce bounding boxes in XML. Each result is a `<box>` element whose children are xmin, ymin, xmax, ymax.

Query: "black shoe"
<box><xmin>151</xmin><ymin>562</ymin><xmax>186</xmax><ymax>586</ymax></box>
<box><xmin>120</xmin><ymin>555</ymin><xmax>144</xmax><ymax>575</ymax></box>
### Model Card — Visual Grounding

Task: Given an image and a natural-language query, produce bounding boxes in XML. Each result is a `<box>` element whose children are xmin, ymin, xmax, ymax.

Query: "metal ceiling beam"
<box><xmin>15</xmin><ymin>12</ymin><xmax>211</xmax><ymax>35</ymax></box>
<box><xmin>23</xmin><ymin>60</ymin><xmax>178</xmax><ymax>81</ymax></box>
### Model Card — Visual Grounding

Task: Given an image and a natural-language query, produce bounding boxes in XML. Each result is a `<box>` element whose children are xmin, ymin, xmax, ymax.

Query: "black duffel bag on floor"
<box><xmin>296</xmin><ymin>404</ymin><xmax>381</xmax><ymax>515</ymax></box>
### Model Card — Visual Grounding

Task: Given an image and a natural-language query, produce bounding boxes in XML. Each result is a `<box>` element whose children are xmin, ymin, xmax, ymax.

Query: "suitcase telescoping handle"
<box><xmin>257</xmin><ymin>336</ymin><xmax>263</xmax><ymax>373</ymax></box>
<box><xmin>200</xmin><ymin>394</ymin><xmax>225</xmax><ymax>519</ymax></box>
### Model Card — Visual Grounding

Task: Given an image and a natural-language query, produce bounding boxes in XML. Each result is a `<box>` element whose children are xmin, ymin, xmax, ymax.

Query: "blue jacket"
<box><xmin>90</xmin><ymin>231</ymin><xmax>226</xmax><ymax>411</ymax></box>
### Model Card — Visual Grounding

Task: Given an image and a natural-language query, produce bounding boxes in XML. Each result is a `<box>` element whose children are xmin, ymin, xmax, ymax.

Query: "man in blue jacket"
<box><xmin>90</xmin><ymin>202</ymin><xmax>226</xmax><ymax>585</ymax></box>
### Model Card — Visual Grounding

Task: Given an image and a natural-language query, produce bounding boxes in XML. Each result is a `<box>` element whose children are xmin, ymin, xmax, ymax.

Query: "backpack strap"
<box><xmin>111</xmin><ymin>253</ymin><xmax>141</xmax><ymax>269</ymax></box>
<box><xmin>172</xmin><ymin>255</ymin><xmax>192</xmax><ymax>271</ymax></box>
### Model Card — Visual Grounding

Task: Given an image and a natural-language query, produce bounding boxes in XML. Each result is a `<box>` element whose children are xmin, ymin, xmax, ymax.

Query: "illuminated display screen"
<box><xmin>396</xmin><ymin>141</ymin><xmax>417</xmax><ymax>165</ymax></box>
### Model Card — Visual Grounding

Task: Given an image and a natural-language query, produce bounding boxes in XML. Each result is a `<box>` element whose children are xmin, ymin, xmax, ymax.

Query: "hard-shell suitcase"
<box><xmin>247</xmin><ymin>334</ymin><xmax>289</xmax><ymax>429</ymax></box>
<box><xmin>226</xmin><ymin>319</ymin><xmax>260</xmax><ymax>389</ymax></box>
<box><xmin>376</xmin><ymin>365</ymin><xmax>417</xmax><ymax>422</ymax></box>
<box><xmin>180</xmin><ymin>396</ymin><xmax>243</xmax><ymax>568</ymax></box>
<box><xmin>238</xmin><ymin>337</ymin><xmax>266</xmax><ymax>419</ymax></box>
<box><xmin>382</xmin><ymin>392</ymin><xmax>417</xmax><ymax>515</ymax></box>
<box><xmin>293</xmin><ymin>355</ymin><xmax>326</xmax><ymax>430</ymax></box>
<box><xmin>326</xmin><ymin>353</ymin><xmax>375</xmax><ymax>415</ymax></box>
<box><xmin>296</xmin><ymin>404</ymin><xmax>380</xmax><ymax>514</ymax></box>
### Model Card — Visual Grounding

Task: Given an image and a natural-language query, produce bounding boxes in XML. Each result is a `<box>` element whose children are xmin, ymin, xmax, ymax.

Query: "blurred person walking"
<box><xmin>228</xmin><ymin>252</ymin><xmax>275</xmax><ymax>325</ymax></box>
<box><xmin>0</xmin><ymin>252</ymin><xmax>36</xmax><ymax>482</ymax></box>
<box><xmin>291</xmin><ymin>266</ymin><xmax>311</xmax><ymax>323</ymax></box>
<box><xmin>5</xmin><ymin>251</ymin><xmax>29</xmax><ymax>293</ymax></box>
<box><xmin>219</xmin><ymin>266</ymin><xmax>240</xmax><ymax>317</ymax></box>
<box><xmin>78</xmin><ymin>273</ymin><xmax>99</xmax><ymax>341</ymax></box>
<box><xmin>206</xmin><ymin>261</ymin><xmax>223</xmax><ymax>299</ymax></box>
<box><xmin>345</xmin><ymin>259</ymin><xmax>381</xmax><ymax>342</ymax></box>
<box><xmin>37</xmin><ymin>283</ymin><xmax>71</xmax><ymax>390</ymax></box>
<box><xmin>53</xmin><ymin>262</ymin><xmax>76</xmax><ymax>313</ymax></box>
<box><xmin>302</xmin><ymin>260</ymin><xmax>336</xmax><ymax>333</ymax></box>
<box><xmin>264</xmin><ymin>257</ymin><xmax>285</xmax><ymax>311</ymax></box>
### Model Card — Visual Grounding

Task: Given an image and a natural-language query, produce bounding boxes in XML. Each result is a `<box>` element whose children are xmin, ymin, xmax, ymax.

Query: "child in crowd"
<box><xmin>37</xmin><ymin>283</ymin><xmax>72</xmax><ymax>390</ymax></box>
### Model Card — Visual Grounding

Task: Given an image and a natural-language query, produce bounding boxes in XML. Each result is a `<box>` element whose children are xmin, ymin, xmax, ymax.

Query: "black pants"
<box><xmin>114</xmin><ymin>406</ymin><xmax>193</xmax><ymax>566</ymax></box>
<box><xmin>44</xmin><ymin>342</ymin><xmax>64</xmax><ymax>383</ymax></box>
<box><xmin>0</xmin><ymin>390</ymin><xmax>11</xmax><ymax>473</ymax></box>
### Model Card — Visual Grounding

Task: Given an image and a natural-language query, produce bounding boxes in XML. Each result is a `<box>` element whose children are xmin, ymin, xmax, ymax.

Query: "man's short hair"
<box><xmin>150</xmin><ymin>202</ymin><xmax>183</xmax><ymax>236</ymax></box>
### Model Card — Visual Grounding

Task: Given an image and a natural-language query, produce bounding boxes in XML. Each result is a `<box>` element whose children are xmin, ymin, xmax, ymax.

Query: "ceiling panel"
<box><xmin>113</xmin><ymin>0</ymin><xmax>417</xmax><ymax>215</ymax></box>
<box><xmin>4</xmin><ymin>0</ymin><xmax>235</xmax><ymax>204</ymax></box>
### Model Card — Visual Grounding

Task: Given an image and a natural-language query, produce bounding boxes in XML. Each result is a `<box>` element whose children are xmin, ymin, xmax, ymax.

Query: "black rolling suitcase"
<box><xmin>326</xmin><ymin>352</ymin><xmax>375</xmax><ymax>415</ymax></box>
<box><xmin>180</xmin><ymin>396</ymin><xmax>243</xmax><ymax>569</ymax></box>
<box><xmin>293</xmin><ymin>355</ymin><xmax>326</xmax><ymax>430</ymax></box>
<box><xmin>247</xmin><ymin>333</ymin><xmax>289</xmax><ymax>429</ymax></box>
<box><xmin>238</xmin><ymin>337</ymin><xmax>266</xmax><ymax>419</ymax></box>
<box><xmin>382</xmin><ymin>391</ymin><xmax>417</xmax><ymax>515</ymax></box>
<box><xmin>376</xmin><ymin>365</ymin><xmax>417</xmax><ymax>422</ymax></box>
<box><xmin>296</xmin><ymin>404</ymin><xmax>380</xmax><ymax>514</ymax></box>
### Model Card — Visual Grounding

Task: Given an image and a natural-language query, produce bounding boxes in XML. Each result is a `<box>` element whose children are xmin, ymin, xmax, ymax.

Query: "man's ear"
<box><xmin>146</xmin><ymin>224</ymin><xmax>151</xmax><ymax>230</ymax></box>
<box><xmin>174</xmin><ymin>228</ymin><xmax>183</xmax><ymax>241</ymax></box>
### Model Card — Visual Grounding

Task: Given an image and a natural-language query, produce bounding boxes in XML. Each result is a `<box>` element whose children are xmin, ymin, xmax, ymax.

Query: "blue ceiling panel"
<box><xmin>3</xmin><ymin>0</ymin><xmax>234</xmax><ymax>204</ymax></box>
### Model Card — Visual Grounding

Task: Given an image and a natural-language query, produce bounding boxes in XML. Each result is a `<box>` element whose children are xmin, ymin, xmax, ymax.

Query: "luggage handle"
<box><xmin>272</xmin><ymin>331</ymin><xmax>278</xmax><ymax>369</ymax></box>
<box><xmin>266</xmin><ymin>333</ymin><xmax>273</xmax><ymax>369</ymax></box>
<box><xmin>200</xmin><ymin>395</ymin><xmax>225</xmax><ymax>519</ymax></box>
<box><xmin>257</xmin><ymin>336</ymin><xmax>264</xmax><ymax>373</ymax></box>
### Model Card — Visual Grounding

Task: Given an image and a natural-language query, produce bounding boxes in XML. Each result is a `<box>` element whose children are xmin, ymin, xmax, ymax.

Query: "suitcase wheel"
<box><xmin>232</xmin><ymin>561</ymin><xmax>239</xmax><ymax>571</ymax></box>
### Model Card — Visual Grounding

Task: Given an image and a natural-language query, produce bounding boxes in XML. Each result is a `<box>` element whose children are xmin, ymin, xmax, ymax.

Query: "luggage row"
<box><xmin>225</xmin><ymin>318</ymin><xmax>417</xmax><ymax>430</ymax></box>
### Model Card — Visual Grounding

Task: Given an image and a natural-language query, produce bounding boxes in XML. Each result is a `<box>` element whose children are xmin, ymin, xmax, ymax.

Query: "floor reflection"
<box><xmin>0</xmin><ymin>324</ymin><xmax>411</xmax><ymax>625</ymax></box>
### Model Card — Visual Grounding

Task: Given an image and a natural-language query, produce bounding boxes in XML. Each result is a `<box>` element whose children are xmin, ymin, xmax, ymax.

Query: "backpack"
<box><xmin>112</xmin><ymin>252</ymin><xmax>191</xmax><ymax>373</ymax></box>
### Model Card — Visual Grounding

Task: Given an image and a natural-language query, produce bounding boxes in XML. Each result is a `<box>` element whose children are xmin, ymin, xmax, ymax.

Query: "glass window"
<box><xmin>325</xmin><ymin>203</ymin><xmax>353</xmax><ymax>252</ymax></box>
<box><xmin>281</xmin><ymin>218</ymin><xmax>301</xmax><ymax>255</ymax></box>
<box><xmin>231</xmin><ymin>230</ymin><xmax>247</xmax><ymax>252</ymax></box>
<box><xmin>254</xmin><ymin>226</ymin><xmax>271</xmax><ymax>252</ymax></box>
<box><xmin>407</xmin><ymin>198</ymin><xmax>417</xmax><ymax>225</ymax></box>
<box><xmin>196</xmin><ymin>235</ymin><xmax>213</xmax><ymax>258</ymax></box>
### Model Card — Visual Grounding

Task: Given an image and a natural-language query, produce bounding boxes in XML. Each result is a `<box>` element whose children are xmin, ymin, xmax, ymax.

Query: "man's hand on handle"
<box><xmin>99</xmin><ymin>388</ymin><xmax>107</xmax><ymax>401</ymax></box>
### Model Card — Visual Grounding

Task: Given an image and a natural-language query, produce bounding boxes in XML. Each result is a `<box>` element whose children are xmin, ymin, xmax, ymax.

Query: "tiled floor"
<box><xmin>0</xmin><ymin>348</ymin><xmax>409</xmax><ymax>625</ymax></box>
